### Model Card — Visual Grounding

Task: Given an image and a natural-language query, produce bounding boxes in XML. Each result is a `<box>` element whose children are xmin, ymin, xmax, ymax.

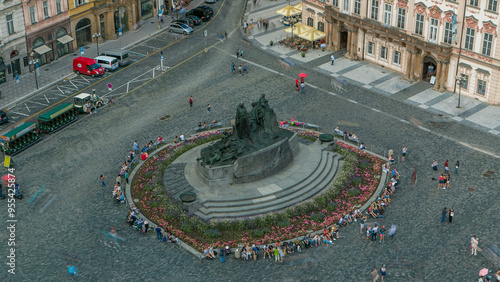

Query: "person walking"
<box><xmin>331</xmin><ymin>54</ymin><xmax>335</xmax><ymax>65</ymax></box>
<box><xmin>370</xmin><ymin>267</ymin><xmax>379</xmax><ymax>282</ymax></box>
<box><xmin>236</xmin><ymin>48</ymin><xmax>240</xmax><ymax>58</ymax></box>
<box><xmin>441</xmin><ymin>207</ymin><xmax>447</xmax><ymax>223</ymax></box>
<box><xmin>371</xmin><ymin>224</ymin><xmax>378</xmax><ymax>242</ymax></box>
<box><xmin>239</xmin><ymin>49</ymin><xmax>243</xmax><ymax>58</ymax></box>
<box><xmin>379</xmin><ymin>226</ymin><xmax>386</xmax><ymax>243</ymax></box>
<box><xmin>471</xmin><ymin>236</ymin><xmax>479</xmax><ymax>255</ymax></box>
<box><xmin>295</xmin><ymin>79</ymin><xmax>299</xmax><ymax>91</ymax></box>
<box><xmin>444</xmin><ymin>159</ymin><xmax>449</xmax><ymax>172</ymax></box>
<box><xmin>207</xmin><ymin>104</ymin><xmax>211</xmax><ymax>115</ymax></box>
<box><xmin>125</xmin><ymin>170</ymin><xmax>129</xmax><ymax>184</ymax></box>
<box><xmin>231</xmin><ymin>63</ymin><xmax>235</xmax><ymax>74</ymax></box>
<box><xmin>388</xmin><ymin>225</ymin><xmax>397</xmax><ymax>240</ymax></box>
<box><xmin>156</xmin><ymin>227</ymin><xmax>163</xmax><ymax>240</ymax></box>
<box><xmin>67</xmin><ymin>264</ymin><xmax>78</xmax><ymax>280</ymax></box>
<box><xmin>189</xmin><ymin>96</ymin><xmax>193</xmax><ymax>108</ymax></box>
<box><xmin>402</xmin><ymin>146</ymin><xmax>407</xmax><ymax>161</ymax></box>
<box><xmin>380</xmin><ymin>265</ymin><xmax>387</xmax><ymax>282</ymax></box>
<box><xmin>359</xmin><ymin>216</ymin><xmax>366</xmax><ymax>234</ymax></box>
<box><xmin>100</xmin><ymin>175</ymin><xmax>106</xmax><ymax>187</ymax></box>
<box><xmin>448</xmin><ymin>208</ymin><xmax>454</xmax><ymax>223</ymax></box>
<box><xmin>455</xmin><ymin>160</ymin><xmax>460</xmax><ymax>174</ymax></box>
<box><xmin>300</xmin><ymin>82</ymin><xmax>305</xmax><ymax>94</ymax></box>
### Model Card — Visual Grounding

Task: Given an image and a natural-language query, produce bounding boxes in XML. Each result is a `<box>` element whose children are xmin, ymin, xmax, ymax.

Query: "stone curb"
<box><xmin>125</xmin><ymin>127</ymin><xmax>389</xmax><ymax>260</ymax></box>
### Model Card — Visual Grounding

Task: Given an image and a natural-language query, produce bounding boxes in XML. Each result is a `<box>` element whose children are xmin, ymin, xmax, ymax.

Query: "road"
<box><xmin>0</xmin><ymin>0</ymin><xmax>499</xmax><ymax>280</ymax></box>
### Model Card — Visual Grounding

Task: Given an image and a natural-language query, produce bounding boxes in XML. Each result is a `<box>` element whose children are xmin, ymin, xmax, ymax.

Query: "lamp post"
<box><xmin>455</xmin><ymin>74</ymin><xmax>466</xmax><ymax>108</ymax></box>
<box><xmin>28</xmin><ymin>52</ymin><xmax>39</xmax><ymax>89</ymax></box>
<box><xmin>93</xmin><ymin>33</ymin><xmax>101</xmax><ymax>56</ymax></box>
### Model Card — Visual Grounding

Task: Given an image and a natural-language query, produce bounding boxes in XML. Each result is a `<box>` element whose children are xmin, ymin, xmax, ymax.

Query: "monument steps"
<box><xmin>195</xmin><ymin>150</ymin><xmax>340</xmax><ymax>219</ymax></box>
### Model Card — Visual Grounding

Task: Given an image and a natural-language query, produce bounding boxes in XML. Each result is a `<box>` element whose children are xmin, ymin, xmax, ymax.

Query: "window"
<box><xmin>354</xmin><ymin>0</ymin><xmax>361</xmax><ymax>15</ymax></box>
<box><xmin>477</xmin><ymin>80</ymin><xmax>486</xmax><ymax>95</ymax></box>
<box><xmin>393</xmin><ymin>51</ymin><xmax>401</xmax><ymax>65</ymax></box>
<box><xmin>332</xmin><ymin>0</ymin><xmax>338</xmax><ymax>7</ymax></box>
<box><xmin>482</xmin><ymin>33</ymin><xmax>493</xmax><ymax>56</ymax></box>
<box><xmin>56</xmin><ymin>0</ymin><xmax>62</xmax><ymax>13</ymax></box>
<box><xmin>461</xmin><ymin>75</ymin><xmax>469</xmax><ymax>89</ymax></box>
<box><xmin>367</xmin><ymin>42</ymin><xmax>374</xmax><ymax>55</ymax></box>
<box><xmin>444</xmin><ymin>22</ymin><xmax>453</xmax><ymax>44</ymax></box>
<box><xmin>317</xmin><ymin>22</ymin><xmax>324</xmax><ymax>32</ymax></box>
<box><xmin>6</xmin><ymin>14</ymin><xmax>14</xmax><ymax>34</ymax></box>
<box><xmin>415</xmin><ymin>14</ymin><xmax>424</xmax><ymax>36</ymax></box>
<box><xmin>43</xmin><ymin>1</ymin><xmax>49</xmax><ymax>18</ymax></box>
<box><xmin>429</xmin><ymin>18</ymin><xmax>439</xmax><ymax>43</ymax></box>
<box><xmin>464</xmin><ymin>27</ymin><xmax>475</xmax><ymax>51</ymax></box>
<box><xmin>75</xmin><ymin>0</ymin><xmax>87</xmax><ymax>6</ymax></box>
<box><xmin>307</xmin><ymin>18</ymin><xmax>313</xmax><ymax>27</ymax></box>
<box><xmin>384</xmin><ymin>4</ymin><xmax>392</xmax><ymax>25</ymax></box>
<box><xmin>397</xmin><ymin>8</ymin><xmax>405</xmax><ymax>29</ymax></box>
<box><xmin>380</xmin><ymin>46</ymin><xmax>388</xmax><ymax>60</ymax></box>
<box><xmin>371</xmin><ymin>0</ymin><xmax>379</xmax><ymax>20</ymax></box>
<box><xmin>469</xmin><ymin>0</ymin><xmax>479</xmax><ymax>6</ymax></box>
<box><xmin>488</xmin><ymin>0</ymin><xmax>498</xmax><ymax>11</ymax></box>
<box><xmin>30</xmin><ymin>6</ymin><xmax>36</xmax><ymax>24</ymax></box>
<box><xmin>343</xmin><ymin>0</ymin><xmax>349</xmax><ymax>13</ymax></box>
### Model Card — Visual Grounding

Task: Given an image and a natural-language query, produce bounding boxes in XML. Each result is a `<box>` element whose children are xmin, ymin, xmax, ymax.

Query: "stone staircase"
<box><xmin>194</xmin><ymin>150</ymin><xmax>341</xmax><ymax>220</ymax></box>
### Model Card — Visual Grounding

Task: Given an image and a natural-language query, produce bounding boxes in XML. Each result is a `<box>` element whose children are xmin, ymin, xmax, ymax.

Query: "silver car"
<box><xmin>169</xmin><ymin>23</ymin><xmax>193</xmax><ymax>35</ymax></box>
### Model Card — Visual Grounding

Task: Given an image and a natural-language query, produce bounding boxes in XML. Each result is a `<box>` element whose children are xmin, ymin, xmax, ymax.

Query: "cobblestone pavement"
<box><xmin>0</xmin><ymin>0</ymin><xmax>499</xmax><ymax>280</ymax></box>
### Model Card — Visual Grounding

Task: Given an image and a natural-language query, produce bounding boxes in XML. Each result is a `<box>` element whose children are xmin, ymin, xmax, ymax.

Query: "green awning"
<box><xmin>0</xmin><ymin>122</ymin><xmax>38</xmax><ymax>141</ymax></box>
<box><xmin>38</xmin><ymin>103</ymin><xmax>74</xmax><ymax>121</ymax></box>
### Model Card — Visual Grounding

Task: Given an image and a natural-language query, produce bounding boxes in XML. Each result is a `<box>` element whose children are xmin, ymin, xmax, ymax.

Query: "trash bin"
<box><xmin>235</xmin><ymin>249</ymin><xmax>240</xmax><ymax>259</ymax></box>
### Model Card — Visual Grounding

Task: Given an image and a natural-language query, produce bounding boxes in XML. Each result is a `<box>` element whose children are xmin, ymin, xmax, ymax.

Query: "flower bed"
<box><xmin>131</xmin><ymin>129</ymin><xmax>384</xmax><ymax>252</ymax></box>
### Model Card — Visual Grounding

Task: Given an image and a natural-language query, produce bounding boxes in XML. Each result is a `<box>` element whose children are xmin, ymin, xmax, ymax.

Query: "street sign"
<box><xmin>161</xmin><ymin>55</ymin><xmax>164</xmax><ymax>60</ymax></box>
<box><xmin>107</xmin><ymin>83</ymin><xmax>113</xmax><ymax>91</ymax></box>
<box><xmin>119</xmin><ymin>28</ymin><xmax>122</xmax><ymax>36</ymax></box>
<box><xmin>80</xmin><ymin>47</ymin><xmax>84</xmax><ymax>55</ymax></box>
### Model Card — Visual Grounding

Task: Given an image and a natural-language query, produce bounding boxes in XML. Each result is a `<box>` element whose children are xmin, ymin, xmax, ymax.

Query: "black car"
<box><xmin>186</xmin><ymin>15</ymin><xmax>202</xmax><ymax>25</ymax></box>
<box><xmin>0</xmin><ymin>110</ymin><xmax>8</xmax><ymax>124</ymax></box>
<box><xmin>198</xmin><ymin>5</ymin><xmax>214</xmax><ymax>17</ymax></box>
<box><xmin>175</xmin><ymin>17</ymin><xmax>194</xmax><ymax>28</ymax></box>
<box><xmin>186</xmin><ymin>8</ymin><xmax>211</xmax><ymax>21</ymax></box>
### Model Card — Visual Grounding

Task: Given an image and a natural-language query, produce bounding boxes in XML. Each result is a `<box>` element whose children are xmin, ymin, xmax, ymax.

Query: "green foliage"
<box><xmin>310</xmin><ymin>213</ymin><xmax>325</xmax><ymax>222</ymax></box>
<box><xmin>180</xmin><ymin>222</ymin><xmax>193</xmax><ymax>233</ymax></box>
<box><xmin>204</xmin><ymin>229</ymin><xmax>222</xmax><ymax>238</ymax></box>
<box><xmin>360</xmin><ymin>160</ymin><xmax>370</xmax><ymax>169</ymax></box>
<box><xmin>253</xmin><ymin>228</ymin><xmax>270</xmax><ymax>237</ymax></box>
<box><xmin>348</xmin><ymin>188</ymin><xmax>361</xmax><ymax>197</ymax></box>
<box><xmin>352</xmin><ymin>176</ymin><xmax>362</xmax><ymax>186</ymax></box>
<box><xmin>277</xmin><ymin>220</ymin><xmax>291</xmax><ymax>228</ymax></box>
<box><xmin>326</xmin><ymin>202</ymin><xmax>338</xmax><ymax>211</ymax></box>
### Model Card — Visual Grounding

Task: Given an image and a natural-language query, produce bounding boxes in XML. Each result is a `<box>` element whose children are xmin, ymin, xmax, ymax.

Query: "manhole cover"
<box><xmin>159</xmin><ymin>115</ymin><xmax>171</xmax><ymax>120</ymax></box>
<box><xmin>179</xmin><ymin>192</ymin><xmax>197</xmax><ymax>203</ymax></box>
<box><xmin>468</xmin><ymin>187</ymin><xmax>475</xmax><ymax>192</ymax></box>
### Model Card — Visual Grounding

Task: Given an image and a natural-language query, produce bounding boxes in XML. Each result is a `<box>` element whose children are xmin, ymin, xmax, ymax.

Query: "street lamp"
<box><xmin>93</xmin><ymin>33</ymin><xmax>101</xmax><ymax>56</ymax></box>
<box><xmin>28</xmin><ymin>52</ymin><xmax>39</xmax><ymax>89</ymax></box>
<box><xmin>455</xmin><ymin>74</ymin><xmax>467</xmax><ymax>108</ymax></box>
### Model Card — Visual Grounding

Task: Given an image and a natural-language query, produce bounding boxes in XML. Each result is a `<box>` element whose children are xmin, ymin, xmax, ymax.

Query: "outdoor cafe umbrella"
<box><xmin>276</xmin><ymin>5</ymin><xmax>302</xmax><ymax>40</ymax></box>
<box><xmin>297</xmin><ymin>28</ymin><xmax>326</xmax><ymax>42</ymax></box>
<box><xmin>284</xmin><ymin>23</ymin><xmax>312</xmax><ymax>35</ymax></box>
<box><xmin>293</xmin><ymin>3</ymin><xmax>302</xmax><ymax>10</ymax></box>
<box><xmin>275</xmin><ymin>5</ymin><xmax>302</xmax><ymax>17</ymax></box>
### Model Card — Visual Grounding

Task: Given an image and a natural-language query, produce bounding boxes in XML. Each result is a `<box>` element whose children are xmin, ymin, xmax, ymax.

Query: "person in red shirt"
<box><xmin>141</xmin><ymin>152</ymin><xmax>148</xmax><ymax>161</ymax></box>
<box><xmin>295</xmin><ymin>79</ymin><xmax>299</xmax><ymax>91</ymax></box>
<box><xmin>158</xmin><ymin>136</ymin><xmax>163</xmax><ymax>143</ymax></box>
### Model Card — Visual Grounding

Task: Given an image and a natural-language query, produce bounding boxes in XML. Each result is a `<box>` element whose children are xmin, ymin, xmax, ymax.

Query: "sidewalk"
<box><xmin>243</xmin><ymin>0</ymin><xmax>500</xmax><ymax>136</ymax></box>
<box><xmin>0</xmin><ymin>0</ymin><xmax>203</xmax><ymax>110</ymax></box>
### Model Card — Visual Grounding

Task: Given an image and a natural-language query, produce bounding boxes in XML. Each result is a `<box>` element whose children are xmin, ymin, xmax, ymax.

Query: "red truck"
<box><xmin>73</xmin><ymin>57</ymin><xmax>104</xmax><ymax>77</ymax></box>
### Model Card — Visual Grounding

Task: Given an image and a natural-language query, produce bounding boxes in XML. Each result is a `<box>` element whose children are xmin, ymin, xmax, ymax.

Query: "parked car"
<box><xmin>169</xmin><ymin>23</ymin><xmax>193</xmax><ymax>35</ymax></box>
<box><xmin>100</xmin><ymin>50</ymin><xmax>131</xmax><ymax>67</ymax></box>
<box><xmin>0</xmin><ymin>110</ymin><xmax>8</xmax><ymax>124</ymax></box>
<box><xmin>205</xmin><ymin>0</ymin><xmax>217</xmax><ymax>4</ymax></box>
<box><xmin>94</xmin><ymin>56</ymin><xmax>119</xmax><ymax>72</ymax></box>
<box><xmin>175</xmin><ymin>17</ymin><xmax>194</xmax><ymax>28</ymax></box>
<box><xmin>186</xmin><ymin>8</ymin><xmax>211</xmax><ymax>21</ymax></box>
<box><xmin>186</xmin><ymin>15</ymin><xmax>202</xmax><ymax>25</ymax></box>
<box><xmin>198</xmin><ymin>5</ymin><xmax>214</xmax><ymax>17</ymax></box>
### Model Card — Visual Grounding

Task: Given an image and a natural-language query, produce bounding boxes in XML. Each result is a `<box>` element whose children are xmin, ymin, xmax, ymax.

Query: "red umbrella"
<box><xmin>2</xmin><ymin>174</ymin><xmax>15</xmax><ymax>186</ymax></box>
<box><xmin>298</xmin><ymin>73</ymin><xmax>308</xmax><ymax>78</ymax></box>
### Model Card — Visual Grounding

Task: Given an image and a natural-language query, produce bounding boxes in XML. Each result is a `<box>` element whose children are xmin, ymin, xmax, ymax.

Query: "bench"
<box><xmin>290</xmin><ymin>120</ymin><xmax>320</xmax><ymax>131</ymax></box>
<box><xmin>333</xmin><ymin>131</ymin><xmax>360</xmax><ymax>144</ymax></box>
<box><xmin>194</xmin><ymin>122</ymin><xmax>222</xmax><ymax>132</ymax></box>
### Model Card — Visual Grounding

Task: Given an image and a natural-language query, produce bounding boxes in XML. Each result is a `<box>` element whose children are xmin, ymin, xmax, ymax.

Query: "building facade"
<box><xmin>69</xmin><ymin>0</ymin><xmax>160</xmax><ymax>51</ymax></box>
<box><xmin>302</xmin><ymin>0</ymin><xmax>500</xmax><ymax>105</ymax></box>
<box><xmin>22</xmin><ymin>0</ymin><xmax>73</xmax><ymax>71</ymax></box>
<box><xmin>0</xmin><ymin>0</ymin><xmax>29</xmax><ymax>85</ymax></box>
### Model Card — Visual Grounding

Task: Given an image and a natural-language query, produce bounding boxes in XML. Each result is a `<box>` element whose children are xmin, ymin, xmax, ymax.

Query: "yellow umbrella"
<box><xmin>293</xmin><ymin>3</ymin><xmax>302</xmax><ymax>10</ymax></box>
<box><xmin>275</xmin><ymin>5</ymin><xmax>302</xmax><ymax>17</ymax></box>
<box><xmin>297</xmin><ymin>28</ymin><xmax>326</xmax><ymax>42</ymax></box>
<box><xmin>284</xmin><ymin>23</ymin><xmax>312</xmax><ymax>35</ymax></box>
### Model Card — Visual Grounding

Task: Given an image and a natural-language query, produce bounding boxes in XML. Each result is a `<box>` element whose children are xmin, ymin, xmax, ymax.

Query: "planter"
<box><xmin>301</xmin><ymin>52</ymin><xmax>306</xmax><ymax>57</ymax></box>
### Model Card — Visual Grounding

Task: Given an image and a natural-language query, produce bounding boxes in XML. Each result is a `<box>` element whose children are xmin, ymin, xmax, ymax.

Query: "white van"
<box><xmin>94</xmin><ymin>56</ymin><xmax>119</xmax><ymax>72</ymax></box>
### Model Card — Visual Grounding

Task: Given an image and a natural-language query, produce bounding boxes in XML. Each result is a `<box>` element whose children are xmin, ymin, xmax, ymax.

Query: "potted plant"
<box><xmin>270</xmin><ymin>41</ymin><xmax>274</xmax><ymax>46</ymax></box>
<box><xmin>301</xmin><ymin>52</ymin><xmax>306</xmax><ymax>57</ymax></box>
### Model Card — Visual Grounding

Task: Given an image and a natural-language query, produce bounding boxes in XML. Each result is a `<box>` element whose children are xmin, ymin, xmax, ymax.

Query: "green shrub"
<box><xmin>180</xmin><ymin>222</ymin><xmax>193</xmax><ymax>233</ymax></box>
<box><xmin>352</xmin><ymin>176</ymin><xmax>362</xmax><ymax>186</ymax></box>
<box><xmin>360</xmin><ymin>160</ymin><xmax>370</xmax><ymax>169</ymax></box>
<box><xmin>326</xmin><ymin>202</ymin><xmax>338</xmax><ymax>211</ymax></box>
<box><xmin>277</xmin><ymin>220</ymin><xmax>291</xmax><ymax>228</ymax></box>
<box><xmin>310</xmin><ymin>213</ymin><xmax>325</xmax><ymax>222</ymax></box>
<box><xmin>348</xmin><ymin>188</ymin><xmax>361</xmax><ymax>197</ymax></box>
<box><xmin>253</xmin><ymin>228</ymin><xmax>270</xmax><ymax>237</ymax></box>
<box><xmin>204</xmin><ymin>229</ymin><xmax>222</xmax><ymax>238</ymax></box>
